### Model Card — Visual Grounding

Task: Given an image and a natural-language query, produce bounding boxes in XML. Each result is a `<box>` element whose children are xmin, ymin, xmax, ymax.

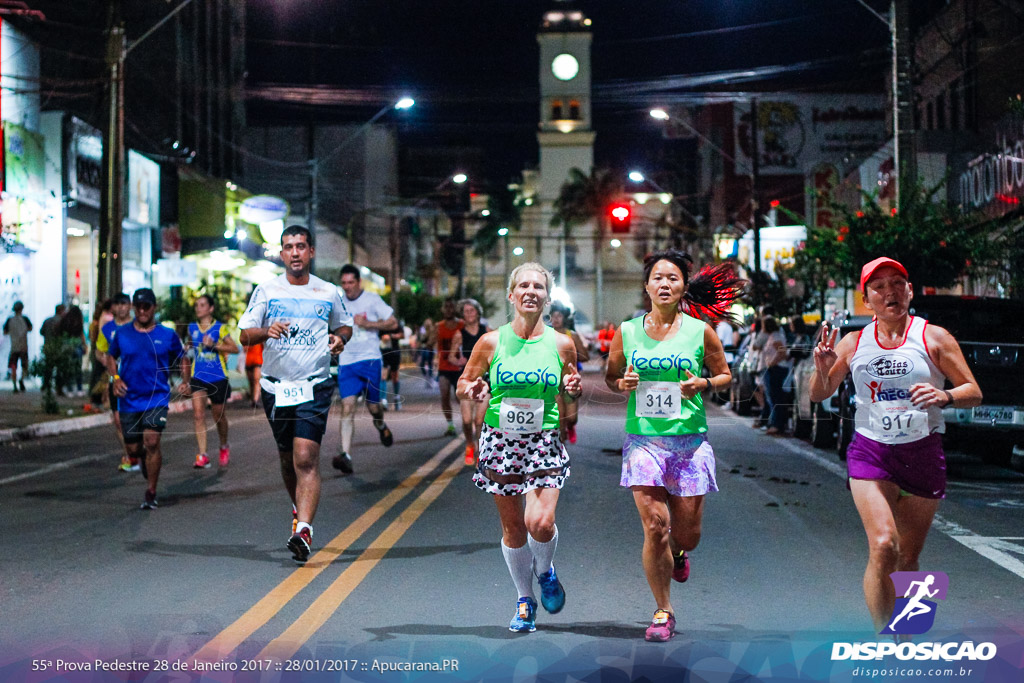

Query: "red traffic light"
<box><xmin>609</xmin><ymin>202</ymin><xmax>632</xmax><ymax>233</ymax></box>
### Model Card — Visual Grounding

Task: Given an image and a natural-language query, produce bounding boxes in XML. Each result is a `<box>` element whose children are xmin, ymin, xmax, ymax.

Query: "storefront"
<box><xmin>1</xmin><ymin>120</ymin><xmax>62</xmax><ymax>363</ymax></box>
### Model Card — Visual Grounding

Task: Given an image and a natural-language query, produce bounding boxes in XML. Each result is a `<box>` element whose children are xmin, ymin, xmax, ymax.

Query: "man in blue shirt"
<box><xmin>104</xmin><ymin>288</ymin><xmax>189</xmax><ymax>510</ymax></box>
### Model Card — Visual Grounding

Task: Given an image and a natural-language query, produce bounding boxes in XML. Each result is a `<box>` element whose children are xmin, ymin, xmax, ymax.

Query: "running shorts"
<box><xmin>846</xmin><ymin>432</ymin><xmax>946</xmax><ymax>499</ymax></box>
<box><xmin>337</xmin><ymin>359</ymin><xmax>383</xmax><ymax>403</ymax></box>
<box><xmin>260</xmin><ymin>379</ymin><xmax>334</xmax><ymax>452</ymax></box>
<box><xmin>120</xmin><ymin>407</ymin><xmax>169</xmax><ymax>445</ymax></box>
<box><xmin>437</xmin><ymin>369</ymin><xmax>462</xmax><ymax>386</ymax></box>
<box><xmin>189</xmin><ymin>377</ymin><xmax>231</xmax><ymax>405</ymax></box>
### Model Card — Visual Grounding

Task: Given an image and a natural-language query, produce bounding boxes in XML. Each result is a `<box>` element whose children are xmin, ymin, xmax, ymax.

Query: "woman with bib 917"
<box><xmin>457</xmin><ymin>263</ymin><xmax>582</xmax><ymax>634</ymax></box>
<box><xmin>810</xmin><ymin>257</ymin><xmax>981</xmax><ymax>634</ymax></box>
<box><xmin>605</xmin><ymin>250</ymin><xmax>742</xmax><ymax>642</ymax></box>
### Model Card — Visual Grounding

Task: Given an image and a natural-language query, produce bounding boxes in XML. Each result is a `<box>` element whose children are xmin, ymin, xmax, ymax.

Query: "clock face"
<box><xmin>551</xmin><ymin>53</ymin><xmax>579</xmax><ymax>81</ymax></box>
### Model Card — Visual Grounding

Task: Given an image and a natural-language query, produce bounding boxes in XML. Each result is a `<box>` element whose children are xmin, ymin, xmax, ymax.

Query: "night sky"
<box><xmin>245</xmin><ymin>0</ymin><xmax>893</xmax><ymax>190</ymax></box>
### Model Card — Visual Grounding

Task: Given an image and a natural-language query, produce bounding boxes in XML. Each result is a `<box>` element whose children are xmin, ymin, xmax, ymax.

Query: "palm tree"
<box><xmin>551</xmin><ymin>167</ymin><xmax>623</xmax><ymax>324</ymax></box>
<box><xmin>469</xmin><ymin>185</ymin><xmax>522</xmax><ymax>318</ymax></box>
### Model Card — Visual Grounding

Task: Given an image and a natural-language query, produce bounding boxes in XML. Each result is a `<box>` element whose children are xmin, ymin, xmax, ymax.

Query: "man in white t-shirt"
<box><xmin>239</xmin><ymin>226</ymin><xmax>352</xmax><ymax>564</ymax></box>
<box><xmin>332</xmin><ymin>263</ymin><xmax>398</xmax><ymax>474</ymax></box>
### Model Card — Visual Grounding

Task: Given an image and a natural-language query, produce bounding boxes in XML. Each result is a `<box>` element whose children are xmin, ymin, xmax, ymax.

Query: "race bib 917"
<box><xmin>499</xmin><ymin>397</ymin><xmax>544</xmax><ymax>434</ymax></box>
<box><xmin>635</xmin><ymin>381</ymin><xmax>682</xmax><ymax>419</ymax></box>
<box><xmin>867</xmin><ymin>402</ymin><xmax>928</xmax><ymax>443</ymax></box>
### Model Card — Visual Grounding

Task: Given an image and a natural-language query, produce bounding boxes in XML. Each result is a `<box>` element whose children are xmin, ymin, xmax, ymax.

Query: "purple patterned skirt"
<box><xmin>621</xmin><ymin>433</ymin><xmax>718</xmax><ymax>497</ymax></box>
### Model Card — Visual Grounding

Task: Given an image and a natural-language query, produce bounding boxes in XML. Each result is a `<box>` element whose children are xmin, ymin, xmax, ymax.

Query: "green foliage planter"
<box><xmin>29</xmin><ymin>337</ymin><xmax>84</xmax><ymax>414</ymax></box>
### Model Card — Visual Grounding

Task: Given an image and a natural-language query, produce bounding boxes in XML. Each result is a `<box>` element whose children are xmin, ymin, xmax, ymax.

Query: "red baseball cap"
<box><xmin>860</xmin><ymin>257</ymin><xmax>908</xmax><ymax>291</ymax></box>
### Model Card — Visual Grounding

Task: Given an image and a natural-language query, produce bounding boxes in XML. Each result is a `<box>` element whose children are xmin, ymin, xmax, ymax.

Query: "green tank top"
<box><xmin>621</xmin><ymin>314</ymin><xmax>707</xmax><ymax>436</ymax></box>
<box><xmin>485</xmin><ymin>324</ymin><xmax>563</xmax><ymax>431</ymax></box>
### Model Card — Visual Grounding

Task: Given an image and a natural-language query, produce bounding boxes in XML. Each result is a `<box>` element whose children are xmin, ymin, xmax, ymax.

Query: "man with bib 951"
<box><xmin>810</xmin><ymin>257</ymin><xmax>981</xmax><ymax>633</ymax></box>
<box><xmin>239</xmin><ymin>226</ymin><xmax>352</xmax><ymax>564</ymax></box>
<box><xmin>457</xmin><ymin>263</ymin><xmax>582</xmax><ymax>633</ymax></box>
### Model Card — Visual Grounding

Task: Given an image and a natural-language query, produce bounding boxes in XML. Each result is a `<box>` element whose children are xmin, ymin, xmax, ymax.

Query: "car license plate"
<box><xmin>972</xmin><ymin>405</ymin><xmax>1015</xmax><ymax>424</ymax></box>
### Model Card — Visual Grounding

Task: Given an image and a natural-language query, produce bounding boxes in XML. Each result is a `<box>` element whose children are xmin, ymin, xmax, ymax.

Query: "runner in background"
<box><xmin>457</xmin><ymin>263</ymin><xmax>582</xmax><ymax>633</ymax></box>
<box><xmin>332</xmin><ymin>264</ymin><xmax>396</xmax><ymax>475</ymax></box>
<box><xmin>185</xmin><ymin>294</ymin><xmax>239</xmax><ymax>469</ymax></box>
<box><xmin>548</xmin><ymin>302</ymin><xmax>588</xmax><ymax>444</ymax></box>
<box><xmin>810</xmin><ymin>257</ymin><xmax>981</xmax><ymax>634</ymax></box>
<box><xmin>238</xmin><ymin>226</ymin><xmax>351</xmax><ymax>563</ymax></box>
<box><xmin>435</xmin><ymin>297</ymin><xmax>464</xmax><ymax>437</ymax></box>
<box><xmin>418</xmin><ymin>317</ymin><xmax>436</xmax><ymax>385</ymax></box>
<box><xmin>605</xmin><ymin>250</ymin><xmax>742</xmax><ymax>642</ymax></box>
<box><xmin>379</xmin><ymin>320</ymin><xmax>404</xmax><ymax>411</ymax></box>
<box><xmin>451</xmin><ymin>298</ymin><xmax>489</xmax><ymax>465</ymax></box>
<box><xmin>597</xmin><ymin>321</ymin><xmax>614</xmax><ymax>372</ymax></box>
<box><xmin>95</xmin><ymin>293</ymin><xmax>136</xmax><ymax>471</ymax></box>
<box><xmin>105</xmin><ymin>288</ymin><xmax>189</xmax><ymax>510</ymax></box>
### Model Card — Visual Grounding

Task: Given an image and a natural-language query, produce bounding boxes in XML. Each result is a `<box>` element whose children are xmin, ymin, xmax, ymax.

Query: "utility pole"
<box><xmin>891</xmin><ymin>0</ymin><xmax>915</xmax><ymax>209</ymax></box>
<box><xmin>97</xmin><ymin>2</ymin><xmax>125</xmax><ymax>301</ymax></box>
<box><xmin>594</xmin><ymin>217</ymin><xmax>604</xmax><ymax>327</ymax></box>
<box><xmin>309</xmin><ymin>158</ymin><xmax>319</xmax><ymax>232</ymax></box>
<box><xmin>750</xmin><ymin>97</ymin><xmax>761</xmax><ymax>277</ymax></box>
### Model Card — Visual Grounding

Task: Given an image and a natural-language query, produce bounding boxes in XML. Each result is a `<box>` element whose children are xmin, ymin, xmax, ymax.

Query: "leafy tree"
<box><xmin>828</xmin><ymin>174</ymin><xmax>996</xmax><ymax>294</ymax></box>
<box><xmin>471</xmin><ymin>185</ymin><xmax>521</xmax><ymax>257</ymax></box>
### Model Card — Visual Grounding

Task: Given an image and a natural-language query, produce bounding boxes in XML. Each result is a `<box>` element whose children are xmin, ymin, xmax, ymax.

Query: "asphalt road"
<box><xmin>1</xmin><ymin>371</ymin><xmax>1022</xmax><ymax>682</ymax></box>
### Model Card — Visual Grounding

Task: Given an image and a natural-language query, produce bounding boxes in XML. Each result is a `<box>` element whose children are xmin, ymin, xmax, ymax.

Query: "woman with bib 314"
<box><xmin>457</xmin><ymin>263</ymin><xmax>582</xmax><ymax>633</ymax></box>
<box><xmin>606</xmin><ymin>250</ymin><xmax>743</xmax><ymax>642</ymax></box>
<box><xmin>810</xmin><ymin>257</ymin><xmax>981</xmax><ymax>634</ymax></box>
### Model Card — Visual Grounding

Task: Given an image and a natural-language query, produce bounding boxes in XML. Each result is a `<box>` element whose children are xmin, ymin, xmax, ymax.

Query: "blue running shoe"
<box><xmin>509</xmin><ymin>597</ymin><xmax>537</xmax><ymax>632</ymax></box>
<box><xmin>537</xmin><ymin>566</ymin><xmax>565</xmax><ymax>614</ymax></box>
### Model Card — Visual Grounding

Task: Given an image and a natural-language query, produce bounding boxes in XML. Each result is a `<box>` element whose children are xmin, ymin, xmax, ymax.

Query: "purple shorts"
<box><xmin>846</xmin><ymin>432</ymin><xmax>946</xmax><ymax>499</ymax></box>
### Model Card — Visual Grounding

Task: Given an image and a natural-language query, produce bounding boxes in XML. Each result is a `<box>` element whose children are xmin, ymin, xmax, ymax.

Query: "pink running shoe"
<box><xmin>645</xmin><ymin>609</ymin><xmax>676</xmax><ymax>642</ymax></box>
<box><xmin>567</xmin><ymin>425</ymin><xmax>577</xmax><ymax>444</ymax></box>
<box><xmin>219</xmin><ymin>445</ymin><xmax>230</xmax><ymax>467</ymax></box>
<box><xmin>194</xmin><ymin>453</ymin><xmax>211</xmax><ymax>469</ymax></box>
<box><xmin>672</xmin><ymin>550</ymin><xmax>690</xmax><ymax>582</ymax></box>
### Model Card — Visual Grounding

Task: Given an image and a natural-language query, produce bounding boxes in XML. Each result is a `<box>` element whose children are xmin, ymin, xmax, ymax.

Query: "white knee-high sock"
<box><xmin>528</xmin><ymin>525</ymin><xmax>558</xmax><ymax>576</ymax></box>
<box><xmin>501</xmin><ymin>540</ymin><xmax>536</xmax><ymax>601</ymax></box>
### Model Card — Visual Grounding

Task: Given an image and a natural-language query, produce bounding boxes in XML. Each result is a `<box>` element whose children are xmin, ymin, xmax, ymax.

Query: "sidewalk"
<box><xmin>0</xmin><ymin>372</ymin><xmax>248</xmax><ymax>444</ymax></box>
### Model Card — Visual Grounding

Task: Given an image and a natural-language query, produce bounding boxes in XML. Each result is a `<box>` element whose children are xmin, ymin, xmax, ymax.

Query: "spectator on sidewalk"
<box><xmin>59</xmin><ymin>304</ymin><xmax>88</xmax><ymax>397</ymax></box>
<box><xmin>4</xmin><ymin>301</ymin><xmax>33</xmax><ymax>393</ymax></box>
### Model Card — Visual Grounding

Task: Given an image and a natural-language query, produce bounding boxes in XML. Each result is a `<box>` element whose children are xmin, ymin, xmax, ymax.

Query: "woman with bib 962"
<box><xmin>606</xmin><ymin>250</ymin><xmax>743</xmax><ymax>642</ymax></box>
<box><xmin>457</xmin><ymin>263</ymin><xmax>582</xmax><ymax>633</ymax></box>
<box><xmin>810</xmin><ymin>257</ymin><xmax>981</xmax><ymax>634</ymax></box>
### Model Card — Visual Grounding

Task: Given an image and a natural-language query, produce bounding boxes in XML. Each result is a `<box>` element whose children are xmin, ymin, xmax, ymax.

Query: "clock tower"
<box><xmin>536</xmin><ymin>0</ymin><xmax>595</xmax><ymax>204</ymax></box>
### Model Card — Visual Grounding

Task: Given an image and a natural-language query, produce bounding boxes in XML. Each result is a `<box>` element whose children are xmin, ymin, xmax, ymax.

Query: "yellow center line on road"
<box><xmin>257</xmin><ymin>446</ymin><xmax>469</xmax><ymax>661</ymax></box>
<box><xmin>191</xmin><ymin>436</ymin><xmax>465</xmax><ymax>662</ymax></box>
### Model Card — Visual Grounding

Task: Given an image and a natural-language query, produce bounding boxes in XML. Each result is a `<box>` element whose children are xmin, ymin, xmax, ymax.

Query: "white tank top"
<box><xmin>850</xmin><ymin>316</ymin><xmax>945</xmax><ymax>444</ymax></box>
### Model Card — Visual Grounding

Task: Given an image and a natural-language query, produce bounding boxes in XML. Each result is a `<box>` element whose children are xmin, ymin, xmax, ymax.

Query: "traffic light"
<box><xmin>609</xmin><ymin>201</ymin><xmax>631</xmax><ymax>233</ymax></box>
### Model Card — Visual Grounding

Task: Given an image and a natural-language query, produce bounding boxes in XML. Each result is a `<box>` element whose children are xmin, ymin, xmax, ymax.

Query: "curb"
<box><xmin>0</xmin><ymin>390</ymin><xmax>247</xmax><ymax>444</ymax></box>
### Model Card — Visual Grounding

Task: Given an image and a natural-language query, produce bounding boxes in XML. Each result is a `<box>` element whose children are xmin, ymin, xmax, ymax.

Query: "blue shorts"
<box><xmin>337</xmin><ymin>359</ymin><xmax>383</xmax><ymax>403</ymax></box>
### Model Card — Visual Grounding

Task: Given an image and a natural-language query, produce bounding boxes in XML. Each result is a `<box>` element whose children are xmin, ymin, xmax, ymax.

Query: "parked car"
<box><xmin>729</xmin><ymin>333</ymin><xmax>759</xmax><ymax>416</ymax></box>
<box><xmin>791</xmin><ymin>314</ymin><xmax>872</xmax><ymax>456</ymax></box>
<box><xmin>909</xmin><ymin>296</ymin><xmax>1024</xmax><ymax>469</ymax></box>
<box><xmin>794</xmin><ymin>297</ymin><xmax>1024</xmax><ymax>470</ymax></box>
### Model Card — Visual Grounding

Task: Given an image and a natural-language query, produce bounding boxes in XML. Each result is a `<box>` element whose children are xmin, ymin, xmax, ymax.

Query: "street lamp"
<box><xmin>627</xmin><ymin>169</ymin><xmax>701</xmax><ymax>250</ymax></box>
<box><xmin>647</xmin><ymin>107</ymin><xmax>760</xmax><ymax>271</ymax></box>
<box><xmin>452</xmin><ymin>173</ymin><xmax>468</xmax><ymax>185</ymax></box>
<box><xmin>513</xmin><ymin>246</ymin><xmax>524</xmax><ymax>256</ymax></box>
<box><xmin>314</xmin><ymin>96</ymin><xmax>415</xmax><ymax>234</ymax></box>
